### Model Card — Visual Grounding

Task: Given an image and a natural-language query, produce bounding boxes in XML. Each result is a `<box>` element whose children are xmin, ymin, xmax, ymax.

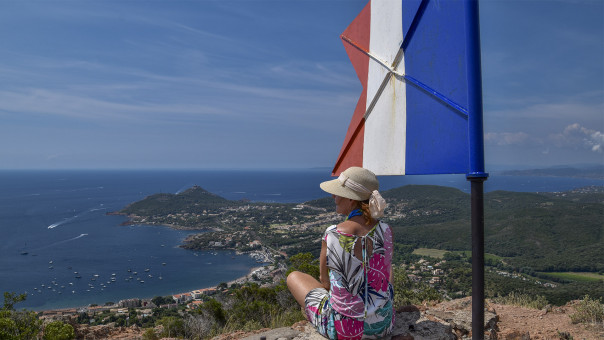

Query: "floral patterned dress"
<box><xmin>304</xmin><ymin>221</ymin><xmax>394</xmax><ymax>339</ymax></box>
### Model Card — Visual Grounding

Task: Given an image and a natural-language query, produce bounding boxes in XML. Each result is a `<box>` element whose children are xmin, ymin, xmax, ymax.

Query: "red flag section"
<box><xmin>333</xmin><ymin>2</ymin><xmax>371</xmax><ymax>176</ymax></box>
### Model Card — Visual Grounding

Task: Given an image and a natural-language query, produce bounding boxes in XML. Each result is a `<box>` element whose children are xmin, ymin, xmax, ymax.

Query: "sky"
<box><xmin>0</xmin><ymin>0</ymin><xmax>602</xmax><ymax>171</ymax></box>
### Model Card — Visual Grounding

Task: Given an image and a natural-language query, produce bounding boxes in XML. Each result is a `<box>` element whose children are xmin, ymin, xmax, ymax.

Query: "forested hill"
<box><xmin>118</xmin><ymin>185</ymin><xmax>236</xmax><ymax>216</ymax></box>
<box><xmin>115</xmin><ymin>184</ymin><xmax>603</xmax><ymax>272</ymax></box>
<box><xmin>377</xmin><ymin>185</ymin><xmax>604</xmax><ymax>272</ymax></box>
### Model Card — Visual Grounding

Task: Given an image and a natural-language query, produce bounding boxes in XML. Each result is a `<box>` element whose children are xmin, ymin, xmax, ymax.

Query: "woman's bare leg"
<box><xmin>287</xmin><ymin>271</ymin><xmax>324</xmax><ymax>307</ymax></box>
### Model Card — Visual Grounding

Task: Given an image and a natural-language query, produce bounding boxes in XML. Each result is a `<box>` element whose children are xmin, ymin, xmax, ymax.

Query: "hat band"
<box><xmin>338</xmin><ymin>174</ymin><xmax>371</xmax><ymax>195</ymax></box>
<box><xmin>337</xmin><ymin>174</ymin><xmax>387</xmax><ymax>218</ymax></box>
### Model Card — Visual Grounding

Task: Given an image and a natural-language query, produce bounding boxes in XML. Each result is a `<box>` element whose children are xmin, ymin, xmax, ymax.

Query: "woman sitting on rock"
<box><xmin>287</xmin><ymin>166</ymin><xmax>394</xmax><ymax>339</ymax></box>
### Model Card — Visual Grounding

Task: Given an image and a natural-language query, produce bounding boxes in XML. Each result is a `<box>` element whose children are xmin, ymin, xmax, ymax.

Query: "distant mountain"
<box><xmin>500</xmin><ymin>164</ymin><xmax>604</xmax><ymax>179</ymax></box>
<box><xmin>118</xmin><ymin>185</ymin><xmax>237</xmax><ymax>216</ymax></box>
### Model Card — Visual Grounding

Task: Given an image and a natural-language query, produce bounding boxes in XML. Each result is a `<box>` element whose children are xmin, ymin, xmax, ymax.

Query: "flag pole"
<box><xmin>465</xmin><ymin>0</ymin><xmax>488</xmax><ymax>339</ymax></box>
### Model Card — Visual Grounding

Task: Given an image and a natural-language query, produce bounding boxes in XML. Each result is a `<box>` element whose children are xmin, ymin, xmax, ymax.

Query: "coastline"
<box><xmin>37</xmin><ymin>262</ymin><xmax>270</xmax><ymax>313</ymax></box>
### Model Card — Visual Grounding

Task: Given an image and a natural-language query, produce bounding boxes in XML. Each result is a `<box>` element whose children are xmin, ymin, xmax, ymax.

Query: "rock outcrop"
<box><xmin>213</xmin><ymin>297</ymin><xmax>603</xmax><ymax>340</ymax></box>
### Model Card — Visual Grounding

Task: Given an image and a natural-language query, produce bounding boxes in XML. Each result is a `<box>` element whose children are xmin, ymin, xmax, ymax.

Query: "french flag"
<box><xmin>333</xmin><ymin>0</ymin><xmax>471</xmax><ymax>176</ymax></box>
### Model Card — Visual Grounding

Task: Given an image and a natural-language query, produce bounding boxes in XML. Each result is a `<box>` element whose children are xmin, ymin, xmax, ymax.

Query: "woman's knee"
<box><xmin>286</xmin><ymin>270</ymin><xmax>302</xmax><ymax>289</ymax></box>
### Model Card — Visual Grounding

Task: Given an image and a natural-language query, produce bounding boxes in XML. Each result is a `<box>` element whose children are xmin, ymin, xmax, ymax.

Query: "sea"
<box><xmin>1</xmin><ymin>168</ymin><xmax>602</xmax><ymax>311</ymax></box>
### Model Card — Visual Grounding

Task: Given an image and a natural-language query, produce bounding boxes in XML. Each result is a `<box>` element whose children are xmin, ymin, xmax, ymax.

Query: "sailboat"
<box><xmin>20</xmin><ymin>243</ymin><xmax>28</xmax><ymax>255</ymax></box>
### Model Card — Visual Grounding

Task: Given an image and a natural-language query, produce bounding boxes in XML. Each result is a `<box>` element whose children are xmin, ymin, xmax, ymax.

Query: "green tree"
<box><xmin>2</xmin><ymin>293</ymin><xmax>26</xmax><ymax>311</ymax></box>
<box><xmin>0</xmin><ymin>292</ymin><xmax>42</xmax><ymax>340</ymax></box>
<box><xmin>151</xmin><ymin>296</ymin><xmax>172</xmax><ymax>307</ymax></box>
<box><xmin>286</xmin><ymin>252</ymin><xmax>319</xmax><ymax>280</ymax></box>
<box><xmin>43</xmin><ymin>321</ymin><xmax>74</xmax><ymax>340</ymax></box>
<box><xmin>199</xmin><ymin>299</ymin><xmax>225</xmax><ymax>325</ymax></box>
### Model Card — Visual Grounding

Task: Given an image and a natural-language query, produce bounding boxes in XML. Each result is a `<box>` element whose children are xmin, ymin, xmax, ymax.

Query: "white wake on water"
<box><xmin>47</xmin><ymin>205</ymin><xmax>106</xmax><ymax>229</ymax></box>
<box><xmin>33</xmin><ymin>234</ymin><xmax>90</xmax><ymax>251</ymax></box>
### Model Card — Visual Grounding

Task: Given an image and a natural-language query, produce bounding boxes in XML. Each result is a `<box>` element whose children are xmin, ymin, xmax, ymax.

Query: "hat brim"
<box><xmin>320</xmin><ymin>179</ymin><xmax>368</xmax><ymax>201</ymax></box>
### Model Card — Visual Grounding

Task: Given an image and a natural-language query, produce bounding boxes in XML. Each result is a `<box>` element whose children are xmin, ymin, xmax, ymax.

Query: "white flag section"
<box><xmin>333</xmin><ymin>0</ymin><xmax>472</xmax><ymax>176</ymax></box>
<box><xmin>364</xmin><ymin>1</ymin><xmax>407</xmax><ymax>175</ymax></box>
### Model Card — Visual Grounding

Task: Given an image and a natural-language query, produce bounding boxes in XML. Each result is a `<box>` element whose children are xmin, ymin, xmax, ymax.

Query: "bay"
<box><xmin>0</xmin><ymin>169</ymin><xmax>602</xmax><ymax>310</ymax></box>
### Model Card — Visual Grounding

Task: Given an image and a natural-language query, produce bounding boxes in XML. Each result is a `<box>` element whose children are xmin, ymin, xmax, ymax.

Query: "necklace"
<box><xmin>346</xmin><ymin>208</ymin><xmax>363</xmax><ymax>220</ymax></box>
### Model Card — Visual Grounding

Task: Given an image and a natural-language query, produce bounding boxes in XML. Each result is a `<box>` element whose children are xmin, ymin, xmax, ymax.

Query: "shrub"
<box><xmin>492</xmin><ymin>291</ymin><xmax>549</xmax><ymax>310</ymax></box>
<box><xmin>0</xmin><ymin>292</ymin><xmax>42</xmax><ymax>340</ymax></box>
<box><xmin>156</xmin><ymin>316</ymin><xmax>185</xmax><ymax>338</ymax></box>
<box><xmin>43</xmin><ymin>321</ymin><xmax>75</xmax><ymax>340</ymax></box>
<box><xmin>570</xmin><ymin>295</ymin><xmax>604</xmax><ymax>325</ymax></box>
<box><xmin>141</xmin><ymin>328</ymin><xmax>159</xmax><ymax>340</ymax></box>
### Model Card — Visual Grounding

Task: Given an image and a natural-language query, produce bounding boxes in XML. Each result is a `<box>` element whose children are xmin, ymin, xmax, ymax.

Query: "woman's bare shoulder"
<box><xmin>336</xmin><ymin>219</ymin><xmax>371</xmax><ymax>236</ymax></box>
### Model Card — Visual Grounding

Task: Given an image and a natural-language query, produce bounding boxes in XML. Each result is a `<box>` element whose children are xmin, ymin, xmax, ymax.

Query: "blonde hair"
<box><xmin>360</xmin><ymin>200</ymin><xmax>373</xmax><ymax>225</ymax></box>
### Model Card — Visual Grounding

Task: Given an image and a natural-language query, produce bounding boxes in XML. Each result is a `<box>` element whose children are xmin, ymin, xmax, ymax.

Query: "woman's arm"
<box><xmin>319</xmin><ymin>240</ymin><xmax>330</xmax><ymax>291</ymax></box>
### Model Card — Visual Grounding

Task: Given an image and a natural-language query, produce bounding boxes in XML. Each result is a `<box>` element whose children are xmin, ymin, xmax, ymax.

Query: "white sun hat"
<box><xmin>320</xmin><ymin>167</ymin><xmax>387</xmax><ymax>218</ymax></box>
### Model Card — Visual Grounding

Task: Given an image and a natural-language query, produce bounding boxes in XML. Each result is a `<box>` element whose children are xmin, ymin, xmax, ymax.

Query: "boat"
<box><xmin>75</xmin><ymin>275</ymin><xmax>82</xmax><ymax>279</ymax></box>
<box><xmin>20</xmin><ymin>243</ymin><xmax>28</xmax><ymax>255</ymax></box>
<box><xmin>144</xmin><ymin>269</ymin><xmax>150</xmax><ymax>272</ymax></box>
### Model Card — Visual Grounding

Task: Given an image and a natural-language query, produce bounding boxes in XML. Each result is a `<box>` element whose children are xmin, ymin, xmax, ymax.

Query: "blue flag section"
<box><xmin>402</xmin><ymin>0</ymin><xmax>470</xmax><ymax>175</ymax></box>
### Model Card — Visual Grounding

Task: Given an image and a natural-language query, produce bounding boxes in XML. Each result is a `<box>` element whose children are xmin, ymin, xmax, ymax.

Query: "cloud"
<box><xmin>549</xmin><ymin>123</ymin><xmax>604</xmax><ymax>153</ymax></box>
<box><xmin>485</xmin><ymin>132</ymin><xmax>539</xmax><ymax>146</ymax></box>
<box><xmin>0</xmin><ymin>88</ymin><xmax>228</xmax><ymax>122</ymax></box>
<box><xmin>487</xmin><ymin>123</ymin><xmax>604</xmax><ymax>154</ymax></box>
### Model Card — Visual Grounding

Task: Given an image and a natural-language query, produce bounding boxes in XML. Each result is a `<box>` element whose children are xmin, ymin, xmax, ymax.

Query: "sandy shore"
<box><xmin>226</xmin><ymin>266</ymin><xmax>266</xmax><ymax>286</ymax></box>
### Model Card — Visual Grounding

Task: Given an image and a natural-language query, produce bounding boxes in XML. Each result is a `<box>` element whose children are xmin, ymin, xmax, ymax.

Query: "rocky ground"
<box><xmin>75</xmin><ymin>297</ymin><xmax>603</xmax><ymax>339</ymax></box>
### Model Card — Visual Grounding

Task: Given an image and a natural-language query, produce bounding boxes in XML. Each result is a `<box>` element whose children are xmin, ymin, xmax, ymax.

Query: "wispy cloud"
<box><xmin>486</xmin><ymin>123</ymin><xmax>604</xmax><ymax>154</ymax></box>
<box><xmin>549</xmin><ymin>123</ymin><xmax>604</xmax><ymax>153</ymax></box>
<box><xmin>485</xmin><ymin>132</ymin><xmax>538</xmax><ymax>146</ymax></box>
<box><xmin>0</xmin><ymin>89</ymin><xmax>229</xmax><ymax>122</ymax></box>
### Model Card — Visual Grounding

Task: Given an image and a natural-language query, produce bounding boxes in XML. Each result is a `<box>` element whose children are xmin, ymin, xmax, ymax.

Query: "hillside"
<box><xmin>117</xmin><ymin>185</ymin><xmax>604</xmax><ymax>272</ymax></box>
<box><xmin>119</xmin><ymin>185</ymin><xmax>236</xmax><ymax>215</ymax></box>
<box><xmin>113</xmin><ymin>184</ymin><xmax>604</xmax><ymax>272</ymax></box>
<box><xmin>381</xmin><ymin>185</ymin><xmax>604</xmax><ymax>272</ymax></box>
